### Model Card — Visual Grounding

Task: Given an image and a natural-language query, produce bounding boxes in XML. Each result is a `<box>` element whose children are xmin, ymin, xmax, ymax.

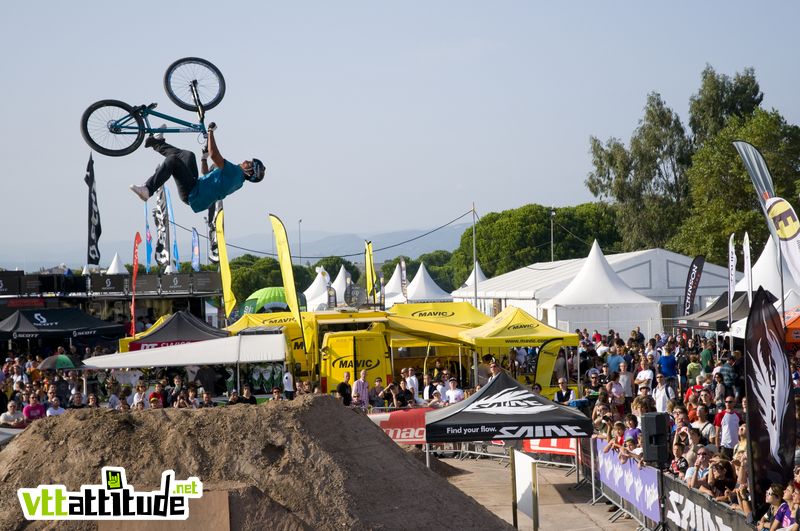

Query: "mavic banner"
<box><xmin>745</xmin><ymin>287</ymin><xmax>796</xmax><ymax>520</ymax></box>
<box><xmin>214</xmin><ymin>210</ymin><xmax>236</xmax><ymax>318</ymax></box>
<box><xmin>270</xmin><ymin>214</ymin><xmax>309</xmax><ymax>356</ymax></box>
<box><xmin>84</xmin><ymin>154</ymin><xmax>102</xmax><ymax>265</ymax></box>
<box><xmin>682</xmin><ymin>256</ymin><xmax>705</xmax><ymax>316</ymax></box>
<box><xmin>152</xmin><ymin>187</ymin><xmax>170</xmax><ymax>266</ymax></box>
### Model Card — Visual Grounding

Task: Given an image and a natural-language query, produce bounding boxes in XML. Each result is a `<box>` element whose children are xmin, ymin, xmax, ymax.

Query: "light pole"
<box><xmin>298</xmin><ymin>219</ymin><xmax>303</xmax><ymax>266</ymax></box>
<box><xmin>550</xmin><ymin>208</ymin><xmax>556</xmax><ymax>262</ymax></box>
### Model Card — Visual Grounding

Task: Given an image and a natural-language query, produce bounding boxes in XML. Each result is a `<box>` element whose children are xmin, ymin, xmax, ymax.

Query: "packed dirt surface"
<box><xmin>0</xmin><ymin>395</ymin><xmax>511</xmax><ymax>530</ymax></box>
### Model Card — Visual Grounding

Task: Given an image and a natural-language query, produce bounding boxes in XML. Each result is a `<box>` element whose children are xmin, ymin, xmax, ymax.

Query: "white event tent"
<box><xmin>83</xmin><ymin>333</ymin><xmax>287</xmax><ymax>369</ymax></box>
<box><xmin>406</xmin><ymin>262</ymin><xmax>452</xmax><ymax>303</ymax></box>
<box><xmin>106</xmin><ymin>253</ymin><xmax>127</xmax><ymax>275</ymax></box>
<box><xmin>330</xmin><ymin>265</ymin><xmax>349</xmax><ymax>307</ymax></box>
<box><xmin>540</xmin><ymin>241</ymin><xmax>662</xmax><ymax>335</ymax></box>
<box><xmin>303</xmin><ymin>268</ymin><xmax>330</xmax><ymax>311</ymax></box>
<box><xmin>730</xmin><ymin>289</ymin><xmax>800</xmax><ymax>338</ymax></box>
<box><xmin>382</xmin><ymin>264</ymin><xmax>406</xmax><ymax>309</ymax></box>
<box><xmin>461</xmin><ymin>261</ymin><xmax>487</xmax><ymax>288</ymax></box>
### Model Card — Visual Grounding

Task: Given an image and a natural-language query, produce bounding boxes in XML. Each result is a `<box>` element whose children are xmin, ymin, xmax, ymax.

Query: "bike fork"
<box><xmin>190</xmin><ymin>80</ymin><xmax>206</xmax><ymax>132</ymax></box>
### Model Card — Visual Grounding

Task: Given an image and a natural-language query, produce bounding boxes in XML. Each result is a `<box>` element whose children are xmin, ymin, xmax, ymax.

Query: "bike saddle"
<box><xmin>130</xmin><ymin>103</ymin><xmax>159</xmax><ymax>113</ymax></box>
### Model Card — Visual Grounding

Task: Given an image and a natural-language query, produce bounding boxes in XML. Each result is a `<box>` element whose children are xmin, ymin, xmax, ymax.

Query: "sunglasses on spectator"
<box><xmin>697</xmin><ymin>452</ymin><xmax>708</xmax><ymax>456</ymax></box>
<box><xmin>725</xmin><ymin>400</ymin><xmax>735</xmax><ymax>404</ymax></box>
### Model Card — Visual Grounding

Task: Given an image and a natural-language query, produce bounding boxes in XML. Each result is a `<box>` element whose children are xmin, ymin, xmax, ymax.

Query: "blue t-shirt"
<box><xmin>188</xmin><ymin>160</ymin><xmax>245</xmax><ymax>213</ymax></box>
<box><xmin>607</xmin><ymin>354</ymin><xmax>625</xmax><ymax>375</ymax></box>
<box><xmin>658</xmin><ymin>353</ymin><xmax>678</xmax><ymax>378</ymax></box>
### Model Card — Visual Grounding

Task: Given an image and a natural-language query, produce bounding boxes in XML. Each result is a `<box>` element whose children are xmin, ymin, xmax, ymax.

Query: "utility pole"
<box><xmin>550</xmin><ymin>207</ymin><xmax>556</xmax><ymax>262</ymax></box>
<box><xmin>298</xmin><ymin>218</ymin><xmax>303</xmax><ymax>266</ymax></box>
<box><xmin>472</xmin><ymin>203</ymin><xmax>478</xmax><ymax>307</ymax></box>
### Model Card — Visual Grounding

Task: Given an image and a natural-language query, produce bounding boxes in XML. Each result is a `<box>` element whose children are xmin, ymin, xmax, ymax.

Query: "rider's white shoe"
<box><xmin>129</xmin><ymin>184</ymin><xmax>150</xmax><ymax>202</ymax></box>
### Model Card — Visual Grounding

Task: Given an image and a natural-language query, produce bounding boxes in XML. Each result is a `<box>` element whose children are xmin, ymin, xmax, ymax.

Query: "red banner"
<box><xmin>368</xmin><ymin>408</ymin><xmax>432</xmax><ymax>445</ymax></box>
<box><xmin>522</xmin><ymin>437</ymin><xmax>577</xmax><ymax>456</ymax></box>
<box><xmin>130</xmin><ymin>232</ymin><xmax>142</xmax><ymax>336</ymax></box>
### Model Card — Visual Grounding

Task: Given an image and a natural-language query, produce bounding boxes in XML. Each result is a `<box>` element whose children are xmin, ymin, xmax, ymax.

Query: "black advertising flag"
<box><xmin>84</xmin><ymin>154</ymin><xmax>102</xmax><ymax>265</ymax></box>
<box><xmin>207</xmin><ymin>200</ymin><xmax>222</xmax><ymax>263</ymax></box>
<box><xmin>745</xmin><ymin>287</ymin><xmax>796</xmax><ymax>518</ymax></box>
<box><xmin>152</xmin><ymin>187</ymin><xmax>170</xmax><ymax>266</ymax></box>
<box><xmin>682</xmin><ymin>255</ymin><xmax>705</xmax><ymax>316</ymax></box>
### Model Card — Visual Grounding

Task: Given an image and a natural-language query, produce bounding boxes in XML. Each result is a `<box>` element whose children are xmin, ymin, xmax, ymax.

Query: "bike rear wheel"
<box><xmin>80</xmin><ymin>99</ymin><xmax>145</xmax><ymax>157</ymax></box>
<box><xmin>164</xmin><ymin>57</ymin><xmax>226</xmax><ymax>111</ymax></box>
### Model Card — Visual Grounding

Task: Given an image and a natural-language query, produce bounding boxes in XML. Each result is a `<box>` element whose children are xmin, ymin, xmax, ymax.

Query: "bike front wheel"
<box><xmin>164</xmin><ymin>57</ymin><xmax>226</xmax><ymax>111</ymax></box>
<box><xmin>80</xmin><ymin>99</ymin><xmax>145</xmax><ymax>157</ymax></box>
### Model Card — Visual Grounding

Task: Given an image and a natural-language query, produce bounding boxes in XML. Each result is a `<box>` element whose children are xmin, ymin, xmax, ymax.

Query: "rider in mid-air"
<box><xmin>129</xmin><ymin>123</ymin><xmax>265</xmax><ymax>212</ymax></box>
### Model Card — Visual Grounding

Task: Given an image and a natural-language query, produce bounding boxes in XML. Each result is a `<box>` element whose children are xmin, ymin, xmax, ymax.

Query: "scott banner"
<box><xmin>682</xmin><ymin>255</ymin><xmax>705</xmax><ymax>315</ymax></box>
<box><xmin>595</xmin><ymin>439</ymin><xmax>660</xmax><ymax>523</ymax></box>
<box><xmin>745</xmin><ymin>286</ymin><xmax>796</xmax><ymax>518</ymax></box>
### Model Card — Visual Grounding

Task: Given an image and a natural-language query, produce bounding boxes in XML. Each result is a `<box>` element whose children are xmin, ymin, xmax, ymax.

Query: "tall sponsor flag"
<box><xmin>734</xmin><ymin>141</ymin><xmax>777</xmax><ymax>217</ymax></box>
<box><xmin>214</xmin><ymin>210</ymin><xmax>236</xmax><ymax>318</ymax></box>
<box><xmin>764</xmin><ymin>196</ymin><xmax>800</xmax><ymax>287</ymax></box>
<box><xmin>191</xmin><ymin>228</ymin><xmax>201</xmax><ymax>272</ymax></box>
<box><xmin>745</xmin><ymin>286</ymin><xmax>796</xmax><ymax>519</ymax></box>
<box><xmin>84</xmin><ymin>154</ymin><xmax>102</xmax><ymax>266</ymax></box>
<box><xmin>144</xmin><ymin>203</ymin><xmax>152</xmax><ymax>273</ymax></box>
<box><xmin>400</xmin><ymin>258</ymin><xmax>408</xmax><ymax>298</ymax></box>
<box><xmin>207</xmin><ymin>201</ymin><xmax>222</xmax><ymax>263</ymax></box>
<box><xmin>682</xmin><ymin>255</ymin><xmax>705</xmax><ymax>316</ymax></box>
<box><xmin>152</xmin><ymin>187</ymin><xmax>171</xmax><ymax>266</ymax></box>
<box><xmin>744</xmin><ymin>232</ymin><xmax>753</xmax><ymax>306</ymax></box>
<box><xmin>365</xmin><ymin>240</ymin><xmax>377</xmax><ymax>303</ymax></box>
<box><xmin>130</xmin><ymin>232</ymin><xmax>142</xmax><ymax>336</ymax></box>
<box><xmin>165</xmin><ymin>188</ymin><xmax>180</xmax><ymax>270</ymax></box>
<box><xmin>269</xmin><ymin>214</ymin><xmax>309</xmax><ymax>357</ymax></box>
<box><xmin>728</xmin><ymin>234</ymin><xmax>736</xmax><ymax>328</ymax></box>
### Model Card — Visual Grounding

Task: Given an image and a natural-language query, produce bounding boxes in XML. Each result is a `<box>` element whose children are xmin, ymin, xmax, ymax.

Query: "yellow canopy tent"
<box><xmin>387</xmin><ymin>301</ymin><xmax>490</xmax><ymax>327</ymax></box>
<box><xmin>385</xmin><ymin>315</ymin><xmax>469</xmax><ymax>346</ymax></box>
<box><xmin>118</xmin><ymin>314</ymin><xmax>169</xmax><ymax>352</ymax></box>
<box><xmin>458</xmin><ymin>306</ymin><xmax>579</xmax><ymax>389</ymax></box>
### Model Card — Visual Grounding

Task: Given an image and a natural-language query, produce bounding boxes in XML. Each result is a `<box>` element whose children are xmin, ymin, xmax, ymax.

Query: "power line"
<box><xmin>168</xmin><ymin>208</ymin><xmax>475</xmax><ymax>261</ymax></box>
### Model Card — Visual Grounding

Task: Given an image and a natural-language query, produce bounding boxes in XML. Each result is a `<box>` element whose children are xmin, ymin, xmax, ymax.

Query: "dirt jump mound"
<box><xmin>0</xmin><ymin>395</ymin><xmax>510</xmax><ymax>530</ymax></box>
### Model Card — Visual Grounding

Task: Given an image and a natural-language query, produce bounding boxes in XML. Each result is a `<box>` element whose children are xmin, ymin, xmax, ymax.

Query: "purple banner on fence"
<box><xmin>595</xmin><ymin>439</ymin><xmax>661</xmax><ymax>522</ymax></box>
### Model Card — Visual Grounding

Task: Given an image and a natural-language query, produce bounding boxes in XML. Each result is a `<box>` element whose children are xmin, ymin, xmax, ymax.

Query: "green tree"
<box><xmin>447</xmin><ymin>203</ymin><xmax>622</xmax><ymax>283</ymax></box>
<box><xmin>586</xmin><ymin>92</ymin><xmax>693</xmax><ymax>250</ymax></box>
<box><xmin>229</xmin><ymin>254</ymin><xmax>312</xmax><ymax>304</ymax></box>
<box><xmin>688</xmin><ymin>65</ymin><xmax>763</xmax><ymax>146</ymax></box>
<box><xmin>669</xmin><ymin>109</ymin><xmax>800</xmax><ymax>264</ymax></box>
<box><xmin>311</xmin><ymin>256</ymin><xmax>360</xmax><ymax>285</ymax></box>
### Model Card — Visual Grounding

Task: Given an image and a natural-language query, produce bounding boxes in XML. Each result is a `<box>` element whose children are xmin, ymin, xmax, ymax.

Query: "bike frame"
<box><xmin>113</xmin><ymin>82</ymin><xmax>207</xmax><ymax>138</ymax></box>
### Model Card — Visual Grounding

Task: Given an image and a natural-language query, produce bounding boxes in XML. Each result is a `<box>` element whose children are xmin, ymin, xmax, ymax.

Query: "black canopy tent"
<box><xmin>675</xmin><ymin>290</ymin><xmax>776</xmax><ymax>331</ymax></box>
<box><xmin>0</xmin><ymin>308</ymin><xmax>125</xmax><ymax>340</ymax></box>
<box><xmin>425</xmin><ymin>372</ymin><xmax>593</xmax><ymax>443</ymax></box>
<box><xmin>128</xmin><ymin>311</ymin><xmax>228</xmax><ymax>350</ymax></box>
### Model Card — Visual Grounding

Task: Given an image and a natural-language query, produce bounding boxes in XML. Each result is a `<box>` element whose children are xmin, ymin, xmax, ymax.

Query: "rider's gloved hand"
<box><xmin>207</xmin><ymin>122</ymin><xmax>217</xmax><ymax>132</ymax></box>
<box><xmin>201</xmin><ymin>147</ymin><xmax>209</xmax><ymax>161</ymax></box>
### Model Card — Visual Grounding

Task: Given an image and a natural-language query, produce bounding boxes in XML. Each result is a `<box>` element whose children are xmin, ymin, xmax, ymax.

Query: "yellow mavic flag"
<box><xmin>269</xmin><ymin>214</ymin><xmax>309</xmax><ymax>354</ymax></box>
<box><xmin>365</xmin><ymin>240</ymin><xmax>377</xmax><ymax>303</ymax></box>
<box><xmin>215</xmin><ymin>210</ymin><xmax>236</xmax><ymax>318</ymax></box>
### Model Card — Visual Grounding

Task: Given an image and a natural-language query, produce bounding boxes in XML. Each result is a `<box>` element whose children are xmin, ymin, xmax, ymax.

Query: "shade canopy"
<box><xmin>388</xmin><ymin>302</ymin><xmax>489</xmax><ymax>328</ymax></box>
<box><xmin>458</xmin><ymin>306</ymin><xmax>579</xmax><ymax>348</ymax></box>
<box><xmin>126</xmin><ymin>311</ymin><xmax>228</xmax><ymax>351</ymax></box>
<box><xmin>405</xmin><ymin>263</ymin><xmax>452</xmax><ymax>303</ymax></box>
<box><xmin>241</xmin><ymin>287</ymin><xmax>288</xmax><ymax>314</ymax></box>
<box><xmin>676</xmin><ymin>291</ymin><xmax>774</xmax><ymax>331</ymax></box>
<box><xmin>303</xmin><ymin>268</ymin><xmax>330</xmax><ymax>311</ymax></box>
<box><xmin>84</xmin><ymin>332</ymin><xmax>287</xmax><ymax>369</ymax></box>
<box><xmin>425</xmin><ymin>372</ymin><xmax>592</xmax><ymax>443</ymax></box>
<box><xmin>382</xmin><ymin>264</ymin><xmax>406</xmax><ymax>309</ymax></box>
<box><xmin>0</xmin><ymin>309</ymin><xmax>125</xmax><ymax>340</ymax></box>
<box><xmin>330</xmin><ymin>265</ymin><xmax>349</xmax><ymax>306</ymax></box>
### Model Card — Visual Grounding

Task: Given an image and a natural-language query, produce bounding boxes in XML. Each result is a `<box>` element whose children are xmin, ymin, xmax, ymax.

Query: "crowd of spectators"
<box><xmin>576</xmin><ymin>326</ymin><xmax>800</xmax><ymax>527</ymax></box>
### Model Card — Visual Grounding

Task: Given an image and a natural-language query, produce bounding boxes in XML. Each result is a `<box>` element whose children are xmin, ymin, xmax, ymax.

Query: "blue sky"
<box><xmin>1</xmin><ymin>1</ymin><xmax>799</xmax><ymax>268</ymax></box>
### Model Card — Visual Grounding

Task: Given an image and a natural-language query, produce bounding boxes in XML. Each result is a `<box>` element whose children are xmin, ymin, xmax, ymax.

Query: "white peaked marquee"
<box><xmin>406</xmin><ymin>262</ymin><xmax>452</xmax><ymax>303</ymax></box>
<box><xmin>330</xmin><ymin>265</ymin><xmax>349</xmax><ymax>307</ymax></box>
<box><xmin>303</xmin><ymin>268</ymin><xmax>330</xmax><ymax>311</ymax></box>
<box><xmin>461</xmin><ymin>261</ymin><xmax>487</xmax><ymax>288</ymax></box>
<box><xmin>383</xmin><ymin>263</ymin><xmax>406</xmax><ymax>309</ymax></box>
<box><xmin>541</xmin><ymin>241</ymin><xmax>662</xmax><ymax>335</ymax></box>
<box><xmin>736</xmin><ymin>235</ymin><xmax>800</xmax><ymax>296</ymax></box>
<box><xmin>105</xmin><ymin>253</ymin><xmax>127</xmax><ymax>275</ymax></box>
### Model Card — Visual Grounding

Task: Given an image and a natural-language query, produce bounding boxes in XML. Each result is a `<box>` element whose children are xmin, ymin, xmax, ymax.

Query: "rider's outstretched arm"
<box><xmin>207</xmin><ymin>127</ymin><xmax>224</xmax><ymax>169</ymax></box>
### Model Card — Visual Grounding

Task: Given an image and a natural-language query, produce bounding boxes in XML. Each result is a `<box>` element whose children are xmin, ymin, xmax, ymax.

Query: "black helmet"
<box><xmin>246</xmin><ymin>158</ymin><xmax>266</xmax><ymax>183</ymax></box>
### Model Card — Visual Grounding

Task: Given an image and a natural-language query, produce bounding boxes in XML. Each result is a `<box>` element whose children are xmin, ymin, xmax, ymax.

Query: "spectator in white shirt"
<box><xmin>46</xmin><ymin>397</ymin><xmax>66</xmax><ymax>417</ymax></box>
<box><xmin>405</xmin><ymin>367</ymin><xmax>419</xmax><ymax>398</ymax></box>
<box><xmin>652</xmin><ymin>374</ymin><xmax>676</xmax><ymax>412</ymax></box>
<box><xmin>634</xmin><ymin>359</ymin><xmax>655</xmax><ymax>392</ymax></box>
<box><xmin>444</xmin><ymin>378</ymin><xmax>464</xmax><ymax>404</ymax></box>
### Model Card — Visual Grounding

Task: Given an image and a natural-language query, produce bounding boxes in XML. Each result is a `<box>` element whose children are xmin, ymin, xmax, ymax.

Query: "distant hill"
<box><xmin>0</xmin><ymin>224</ymin><xmax>470</xmax><ymax>271</ymax></box>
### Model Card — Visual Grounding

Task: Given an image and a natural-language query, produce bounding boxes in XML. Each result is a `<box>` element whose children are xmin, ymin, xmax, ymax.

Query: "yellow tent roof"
<box><xmin>385</xmin><ymin>315</ymin><xmax>469</xmax><ymax>346</ymax></box>
<box><xmin>458</xmin><ymin>306</ymin><xmax>579</xmax><ymax>347</ymax></box>
<box><xmin>119</xmin><ymin>314</ymin><xmax>169</xmax><ymax>352</ymax></box>
<box><xmin>388</xmin><ymin>301</ymin><xmax>490</xmax><ymax>327</ymax></box>
<box><xmin>225</xmin><ymin>310</ymin><xmax>387</xmax><ymax>334</ymax></box>
<box><xmin>226</xmin><ymin>312</ymin><xmax>300</xmax><ymax>334</ymax></box>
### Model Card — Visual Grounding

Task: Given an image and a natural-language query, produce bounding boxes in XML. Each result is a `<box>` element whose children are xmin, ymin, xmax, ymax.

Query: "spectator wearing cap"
<box><xmin>369</xmin><ymin>377</ymin><xmax>385</xmax><ymax>408</ymax></box>
<box><xmin>149</xmin><ymin>396</ymin><xmax>163</xmax><ymax>409</ymax></box>
<box><xmin>714</xmin><ymin>396</ymin><xmax>742</xmax><ymax>460</ymax></box>
<box><xmin>444</xmin><ymin>378</ymin><xmax>464</xmax><ymax>405</ymax></box>
<box><xmin>488</xmin><ymin>362</ymin><xmax>502</xmax><ymax>380</ymax></box>
<box><xmin>555</xmin><ymin>378</ymin><xmax>575</xmax><ymax>405</ymax></box>
<box><xmin>653</xmin><ymin>374</ymin><xmax>676</xmax><ymax>413</ymax></box>
<box><xmin>227</xmin><ymin>389</ymin><xmax>241</xmax><ymax>405</ymax></box>
<box><xmin>149</xmin><ymin>382</ymin><xmax>167</xmax><ymax>408</ymax></box>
